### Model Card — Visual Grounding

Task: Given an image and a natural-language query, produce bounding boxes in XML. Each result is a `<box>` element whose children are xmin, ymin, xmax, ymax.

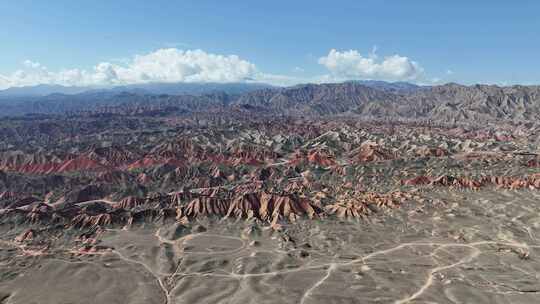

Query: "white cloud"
<box><xmin>318</xmin><ymin>49</ymin><xmax>424</xmax><ymax>82</ymax></box>
<box><xmin>0</xmin><ymin>48</ymin><xmax>259</xmax><ymax>89</ymax></box>
<box><xmin>0</xmin><ymin>47</ymin><xmax>434</xmax><ymax>90</ymax></box>
<box><xmin>117</xmin><ymin>49</ymin><xmax>257</xmax><ymax>83</ymax></box>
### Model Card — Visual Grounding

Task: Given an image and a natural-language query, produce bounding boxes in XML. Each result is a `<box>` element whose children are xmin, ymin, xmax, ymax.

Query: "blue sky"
<box><xmin>1</xmin><ymin>0</ymin><xmax>540</xmax><ymax>88</ymax></box>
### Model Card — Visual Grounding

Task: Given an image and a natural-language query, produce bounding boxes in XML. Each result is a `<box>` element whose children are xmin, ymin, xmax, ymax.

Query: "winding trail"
<box><xmin>169</xmin><ymin>238</ymin><xmax>536</xmax><ymax>303</ymax></box>
<box><xmin>300</xmin><ymin>263</ymin><xmax>337</xmax><ymax>304</ymax></box>
<box><xmin>111</xmin><ymin>249</ymin><xmax>170</xmax><ymax>304</ymax></box>
<box><xmin>394</xmin><ymin>246</ymin><xmax>481</xmax><ymax>304</ymax></box>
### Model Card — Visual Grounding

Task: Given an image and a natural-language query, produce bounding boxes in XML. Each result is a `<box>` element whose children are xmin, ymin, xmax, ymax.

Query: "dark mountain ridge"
<box><xmin>2</xmin><ymin>81</ymin><xmax>540</xmax><ymax>123</ymax></box>
<box><xmin>0</xmin><ymin>82</ymin><xmax>274</xmax><ymax>98</ymax></box>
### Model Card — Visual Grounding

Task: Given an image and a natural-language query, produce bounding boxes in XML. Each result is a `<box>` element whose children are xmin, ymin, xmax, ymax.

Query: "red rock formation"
<box><xmin>283</xmin><ymin>180</ymin><xmax>306</xmax><ymax>192</ymax></box>
<box><xmin>198</xmin><ymin>188</ymin><xmax>224</xmax><ymax>197</ymax></box>
<box><xmin>117</xmin><ymin>196</ymin><xmax>146</xmax><ymax>209</ymax></box>
<box><xmin>402</xmin><ymin>176</ymin><xmax>431</xmax><ymax>186</ymax></box>
<box><xmin>364</xmin><ymin>191</ymin><xmax>411</xmax><ymax>209</ymax></box>
<box><xmin>527</xmin><ymin>158</ymin><xmax>540</xmax><ymax>167</ymax></box>
<box><xmin>288</xmin><ymin>150</ymin><xmax>306</xmax><ymax>166</ymax></box>
<box><xmin>11</xmin><ymin>155</ymin><xmax>106</xmax><ymax>174</ymax></box>
<box><xmin>307</xmin><ymin>150</ymin><xmax>336</xmax><ymax>167</ymax></box>
<box><xmin>430</xmin><ymin>175</ymin><xmax>456</xmax><ymax>187</ymax></box>
<box><xmin>168</xmin><ymin>191</ymin><xmax>193</xmax><ymax>205</ymax></box>
<box><xmin>15</xmin><ymin>229</ymin><xmax>35</xmax><ymax>242</ymax></box>
<box><xmin>454</xmin><ymin>177</ymin><xmax>482</xmax><ymax>190</ymax></box>
<box><xmin>9</xmin><ymin>196</ymin><xmax>41</xmax><ymax>209</ymax></box>
<box><xmin>86</xmin><ymin>146</ymin><xmax>140</xmax><ymax>166</ymax></box>
<box><xmin>325</xmin><ymin>199</ymin><xmax>371</xmax><ymax>219</ymax></box>
<box><xmin>97</xmin><ymin>170</ymin><xmax>129</xmax><ymax>183</ymax></box>
<box><xmin>415</xmin><ymin>147</ymin><xmax>448</xmax><ymax>158</ymax></box>
<box><xmin>209</xmin><ymin>166</ymin><xmax>227</xmax><ymax>179</ymax></box>
<box><xmin>151</xmin><ymin>139</ymin><xmax>197</xmax><ymax>160</ymax></box>
<box><xmin>179</xmin><ymin>190</ymin><xmax>320</xmax><ymax>223</ymax></box>
<box><xmin>226</xmin><ymin>192</ymin><xmax>261</xmax><ymax>219</ymax></box>
<box><xmin>259</xmin><ymin>192</ymin><xmax>319</xmax><ymax>223</ymax></box>
<box><xmin>404</xmin><ymin>174</ymin><xmax>540</xmax><ymax>191</ymax></box>
<box><xmin>136</xmin><ymin>173</ymin><xmax>151</xmax><ymax>184</ymax></box>
<box><xmin>352</xmin><ymin>142</ymin><xmax>394</xmax><ymax>163</ymax></box>
<box><xmin>233</xmin><ymin>181</ymin><xmax>264</xmax><ymax>193</ymax></box>
<box><xmin>146</xmin><ymin>192</ymin><xmax>168</xmax><ymax>202</ymax></box>
<box><xmin>26</xmin><ymin>203</ymin><xmax>52</xmax><ymax>223</ymax></box>
<box><xmin>56</xmin><ymin>156</ymin><xmax>107</xmax><ymax>173</ymax></box>
<box><xmin>184</xmin><ymin>196</ymin><xmax>230</xmax><ymax>217</ymax></box>
<box><xmin>127</xmin><ymin>157</ymin><xmax>184</xmax><ymax>170</ymax></box>
<box><xmin>71</xmin><ymin>213</ymin><xmax>113</xmax><ymax>228</ymax></box>
<box><xmin>0</xmin><ymin>191</ymin><xmax>18</xmax><ymax>200</ymax></box>
<box><xmin>127</xmin><ymin>209</ymin><xmax>161</xmax><ymax>226</ymax></box>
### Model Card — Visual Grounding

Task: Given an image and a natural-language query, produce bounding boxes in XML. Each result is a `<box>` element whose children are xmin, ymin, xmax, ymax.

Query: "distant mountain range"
<box><xmin>234</xmin><ymin>82</ymin><xmax>540</xmax><ymax>122</ymax></box>
<box><xmin>2</xmin><ymin>81</ymin><xmax>540</xmax><ymax>124</ymax></box>
<box><xmin>0</xmin><ymin>84</ymin><xmax>90</xmax><ymax>97</ymax></box>
<box><xmin>0</xmin><ymin>82</ymin><xmax>274</xmax><ymax>98</ymax></box>
<box><xmin>344</xmin><ymin>80</ymin><xmax>422</xmax><ymax>93</ymax></box>
<box><xmin>0</xmin><ymin>81</ymin><xmax>420</xmax><ymax>98</ymax></box>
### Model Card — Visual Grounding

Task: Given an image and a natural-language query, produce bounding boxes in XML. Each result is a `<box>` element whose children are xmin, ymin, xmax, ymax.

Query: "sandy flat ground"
<box><xmin>2</xmin><ymin>189</ymin><xmax>540</xmax><ymax>303</ymax></box>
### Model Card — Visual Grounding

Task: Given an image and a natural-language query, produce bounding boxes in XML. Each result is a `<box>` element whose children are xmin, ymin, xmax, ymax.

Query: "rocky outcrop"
<box><xmin>15</xmin><ymin>229</ymin><xmax>36</xmax><ymax>242</ymax></box>
<box><xmin>55</xmin><ymin>185</ymin><xmax>105</xmax><ymax>207</ymax></box>
<box><xmin>352</xmin><ymin>142</ymin><xmax>394</xmax><ymax>163</ymax></box>
<box><xmin>117</xmin><ymin>196</ymin><xmax>146</xmax><ymax>209</ymax></box>
<box><xmin>184</xmin><ymin>196</ymin><xmax>230</xmax><ymax>218</ymax></box>
<box><xmin>325</xmin><ymin>200</ymin><xmax>371</xmax><ymax>219</ymax></box>
<box><xmin>402</xmin><ymin>174</ymin><xmax>540</xmax><ymax>190</ymax></box>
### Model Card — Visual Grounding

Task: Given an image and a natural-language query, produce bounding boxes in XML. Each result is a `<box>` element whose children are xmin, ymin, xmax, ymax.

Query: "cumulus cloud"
<box><xmin>318</xmin><ymin>49</ymin><xmax>424</xmax><ymax>82</ymax></box>
<box><xmin>0</xmin><ymin>48</ymin><xmax>259</xmax><ymax>89</ymax></box>
<box><xmin>0</xmin><ymin>47</ymin><xmax>433</xmax><ymax>90</ymax></box>
<box><xmin>111</xmin><ymin>49</ymin><xmax>257</xmax><ymax>84</ymax></box>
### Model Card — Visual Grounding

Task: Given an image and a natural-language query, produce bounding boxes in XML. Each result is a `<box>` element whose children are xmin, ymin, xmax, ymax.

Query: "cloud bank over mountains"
<box><xmin>0</xmin><ymin>48</ymin><xmax>429</xmax><ymax>89</ymax></box>
<box><xmin>318</xmin><ymin>49</ymin><xmax>424</xmax><ymax>82</ymax></box>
